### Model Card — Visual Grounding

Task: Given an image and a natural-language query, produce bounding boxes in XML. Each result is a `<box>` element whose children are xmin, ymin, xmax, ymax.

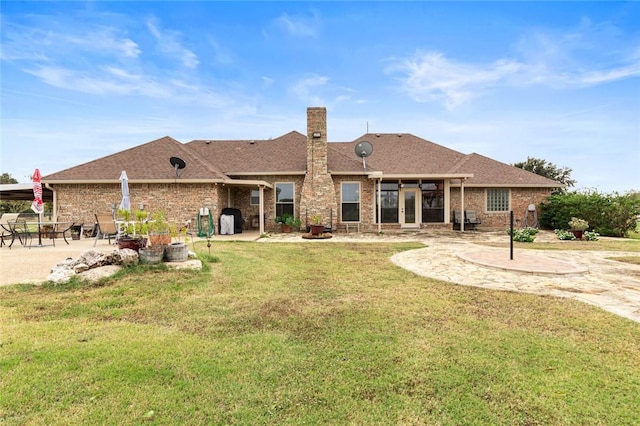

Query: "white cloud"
<box><xmin>275</xmin><ymin>11</ymin><xmax>320</xmax><ymax>37</ymax></box>
<box><xmin>386</xmin><ymin>51</ymin><xmax>522</xmax><ymax>110</ymax></box>
<box><xmin>25</xmin><ymin>66</ymin><xmax>170</xmax><ymax>97</ymax></box>
<box><xmin>0</xmin><ymin>21</ymin><xmax>140</xmax><ymax>61</ymax></box>
<box><xmin>146</xmin><ymin>19</ymin><xmax>199</xmax><ymax>68</ymax></box>
<box><xmin>291</xmin><ymin>75</ymin><xmax>329</xmax><ymax>104</ymax></box>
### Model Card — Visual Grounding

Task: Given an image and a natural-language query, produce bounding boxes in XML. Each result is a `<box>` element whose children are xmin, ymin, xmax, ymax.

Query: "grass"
<box><xmin>1</xmin><ymin>241</ymin><xmax>639</xmax><ymax>425</ymax></box>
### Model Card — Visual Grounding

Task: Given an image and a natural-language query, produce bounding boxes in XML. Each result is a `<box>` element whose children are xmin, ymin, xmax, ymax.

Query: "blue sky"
<box><xmin>1</xmin><ymin>1</ymin><xmax>639</xmax><ymax>193</ymax></box>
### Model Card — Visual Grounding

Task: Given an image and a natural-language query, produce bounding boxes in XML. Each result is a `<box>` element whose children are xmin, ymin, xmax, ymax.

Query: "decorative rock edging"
<box><xmin>47</xmin><ymin>248</ymin><xmax>202</xmax><ymax>284</ymax></box>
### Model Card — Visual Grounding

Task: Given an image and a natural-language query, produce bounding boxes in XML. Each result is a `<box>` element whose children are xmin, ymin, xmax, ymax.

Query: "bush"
<box><xmin>554</xmin><ymin>229</ymin><xmax>576</xmax><ymax>240</ymax></box>
<box><xmin>540</xmin><ymin>190</ymin><xmax>639</xmax><ymax>237</ymax></box>
<box><xmin>584</xmin><ymin>231</ymin><xmax>600</xmax><ymax>241</ymax></box>
<box><xmin>507</xmin><ymin>227</ymin><xmax>538</xmax><ymax>242</ymax></box>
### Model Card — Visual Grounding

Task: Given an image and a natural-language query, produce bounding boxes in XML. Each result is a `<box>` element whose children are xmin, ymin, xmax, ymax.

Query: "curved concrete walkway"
<box><xmin>389</xmin><ymin>233</ymin><xmax>640</xmax><ymax>324</ymax></box>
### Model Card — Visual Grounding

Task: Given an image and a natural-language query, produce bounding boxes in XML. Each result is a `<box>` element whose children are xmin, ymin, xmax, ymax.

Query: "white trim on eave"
<box><xmin>451</xmin><ymin>183</ymin><xmax>564</xmax><ymax>188</ymax></box>
<box><xmin>225</xmin><ymin>171</ymin><xmax>305</xmax><ymax>176</ymax></box>
<box><xmin>44</xmin><ymin>178</ymin><xmax>273</xmax><ymax>189</ymax></box>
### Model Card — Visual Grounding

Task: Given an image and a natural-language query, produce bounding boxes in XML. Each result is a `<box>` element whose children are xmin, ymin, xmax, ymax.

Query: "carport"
<box><xmin>0</xmin><ymin>183</ymin><xmax>54</xmax><ymax>202</ymax></box>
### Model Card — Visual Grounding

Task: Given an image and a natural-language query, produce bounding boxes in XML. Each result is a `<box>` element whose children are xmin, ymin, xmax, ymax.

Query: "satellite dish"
<box><xmin>355</xmin><ymin>141</ymin><xmax>373</xmax><ymax>169</ymax></box>
<box><xmin>170</xmin><ymin>156</ymin><xmax>186</xmax><ymax>179</ymax></box>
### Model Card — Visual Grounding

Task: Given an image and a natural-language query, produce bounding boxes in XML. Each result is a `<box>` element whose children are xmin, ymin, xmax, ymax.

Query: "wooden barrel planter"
<box><xmin>164</xmin><ymin>242</ymin><xmax>188</xmax><ymax>262</ymax></box>
<box><xmin>139</xmin><ymin>246</ymin><xmax>165</xmax><ymax>264</ymax></box>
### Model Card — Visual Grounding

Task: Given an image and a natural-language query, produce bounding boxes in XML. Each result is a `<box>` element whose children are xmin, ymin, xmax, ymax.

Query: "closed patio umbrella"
<box><xmin>119</xmin><ymin>170</ymin><xmax>131</xmax><ymax>212</ymax></box>
<box><xmin>31</xmin><ymin>168</ymin><xmax>44</xmax><ymax>246</ymax></box>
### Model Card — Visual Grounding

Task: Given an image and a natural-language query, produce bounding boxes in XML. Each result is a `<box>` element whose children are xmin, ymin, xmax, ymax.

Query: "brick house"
<box><xmin>43</xmin><ymin>107</ymin><xmax>562</xmax><ymax>233</ymax></box>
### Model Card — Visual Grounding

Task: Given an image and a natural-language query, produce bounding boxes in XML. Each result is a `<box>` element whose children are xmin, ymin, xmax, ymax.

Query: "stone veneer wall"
<box><xmin>299</xmin><ymin>107</ymin><xmax>338</xmax><ymax>225</ymax></box>
<box><xmin>52</xmin><ymin>183</ymin><xmax>222</xmax><ymax>229</ymax></box>
<box><xmin>450</xmin><ymin>187</ymin><xmax>554</xmax><ymax>229</ymax></box>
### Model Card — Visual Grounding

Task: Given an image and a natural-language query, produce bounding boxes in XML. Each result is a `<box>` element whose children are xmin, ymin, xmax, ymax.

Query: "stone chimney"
<box><xmin>300</xmin><ymin>107</ymin><xmax>338</xmax><ymax>227</ymax></box>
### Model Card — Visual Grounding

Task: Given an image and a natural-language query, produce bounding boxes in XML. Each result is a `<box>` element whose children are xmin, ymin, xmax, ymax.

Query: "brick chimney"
<box><xmin>300</xmin><ymin>107</ymin><xmax>338</xmax><ymax>227</ymax></box>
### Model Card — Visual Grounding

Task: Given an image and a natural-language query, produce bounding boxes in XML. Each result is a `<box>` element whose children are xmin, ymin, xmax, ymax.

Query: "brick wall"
<box><xmin>53</xmin><ymin>182</ymin><xmax>222</xmax><ymax>229</ymax></box>
<box><xmin>450</xmin><ymin>187</ymin><xmax>553</xmax><ymax>229</ymax></box>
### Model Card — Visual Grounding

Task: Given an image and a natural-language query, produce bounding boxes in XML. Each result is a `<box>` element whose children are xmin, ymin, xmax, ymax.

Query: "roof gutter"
<box><xmin>44</xmin><ymin>178</ymin><xmax>273</xmax><ymax>189</ymax></box>
<box><xmin>366</xmin><ymin>173</ymin><xmax>475</xmax><ymax>179</ymax></box>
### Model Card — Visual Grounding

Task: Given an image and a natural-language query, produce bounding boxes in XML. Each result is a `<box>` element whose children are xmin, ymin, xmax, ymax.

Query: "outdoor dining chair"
<box><xmin>93</xmin><ymin>213</ymin><xmax>118</xmax><ymax>246</ymax></box>
<box><xmin>0</xmin><ymin>213</ymin><xmax>20</xmax><ymax>247</ymax></box>
<box><xmin>464</xmin><ymin>210</ymin><xmax>482</xmax><ymax>230</ymax></box>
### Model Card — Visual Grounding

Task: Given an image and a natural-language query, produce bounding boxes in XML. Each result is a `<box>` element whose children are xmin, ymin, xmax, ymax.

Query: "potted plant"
<box><xmin>147</xmin><ymin>211</ymin><xmax>172</xmax><ymax>246</ymax></box>
<box><xmin>275</xmin><ymin>213</ymin><xmax>301</xmax><ymax>233</ymax></box>
<box><xmin>568</xmin><ymin>217</ymin><xmax>589</xmax><ymax>240</ymax></box>
<box><xmin>310</xmin><ymin>215</ymin><xmax>324</xmax><ymax>236</ymax></box>
<box><xmin>116</xmin><ymin>209</ymin><xmax>148</xmax><ymax>251</ymax></box>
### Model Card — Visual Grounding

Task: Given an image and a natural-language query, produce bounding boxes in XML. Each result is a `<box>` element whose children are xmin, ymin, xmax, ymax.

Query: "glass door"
<box><xmin>400</xmin><ymin>188</ymin><xmax>420</xmax><ymax>228</ymax></box>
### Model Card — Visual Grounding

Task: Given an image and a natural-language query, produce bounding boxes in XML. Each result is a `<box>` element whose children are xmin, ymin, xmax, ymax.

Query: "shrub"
<box><xmin>584</xmin><ymin>231</ymin><xmax>600</xmax><ymax>241</ymax></box>
<box><xmin>507</xmin><ymin>227</ymin><xmax>538</xmax><ymax>242</ymax></box>
<box><xmin>554</xmin><ymin>229</ymin><xmax>576</xmax><ymax>240</ymax></box>
<box><xmin>540</xmin><ymin>190</ymin><xmax>639</xmax><ymax>237</ymax></box>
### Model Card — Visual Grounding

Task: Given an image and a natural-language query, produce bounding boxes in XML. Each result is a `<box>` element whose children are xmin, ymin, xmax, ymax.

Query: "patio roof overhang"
<box><xmin>0</xmin><ymin>183</ymin><xmax>54</xmax><ymax>202</ymax></box>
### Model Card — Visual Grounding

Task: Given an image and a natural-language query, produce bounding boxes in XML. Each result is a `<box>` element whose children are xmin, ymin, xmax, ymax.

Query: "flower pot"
<box><xmin>571</xmin><ymin>230</ymin><xmax>584</xmax><ymax>240</ymax></box>
<box><xmin>117</xmin><ymin>237</ymin><xmax>147</xmax><ymax>252</ymax></box>
<box><xmin>310</xmin><ymin>224</ymin><xmax>324</xmax><ymax>236</ymax></box>
<box><xmin>148</xmin><ymin>231</ymin><xmax>172</xmax><ymax>246</ymax></box>
<box><xmin>282</xmin><ymin>224</ymin><xmax>292</xmax><ymax>233</ymax></box>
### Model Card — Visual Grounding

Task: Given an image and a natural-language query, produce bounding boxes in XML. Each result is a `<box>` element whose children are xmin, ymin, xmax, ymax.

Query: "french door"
<box><xmin>400</xmin><ymin>188</ymin><xmax>420</xmax><ymax>228</ymax></box>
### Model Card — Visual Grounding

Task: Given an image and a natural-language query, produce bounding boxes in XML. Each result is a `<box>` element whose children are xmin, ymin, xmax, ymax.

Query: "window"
<box><xmin>376</xmin><ymin>182</ymin><xmax>399</xmax><ymax>223</ymax></box>
<box><xmin>250</xmin><ymin>189</ymin><xmax>260</xmax><ymax>205</ymax></box>
<box><xmin>341</xmin><ymin>182</ymin><xmax>360</xmax><ymax>222</ymax></box>
<box><xmin>275</xmin><ymin>183</ymin><xmax>294</xmax><ymax>217</ymax></box>
<box><xmin>421</xmin><ymin>181</ymin><xmax>444</xmax><ymax>222</ymax></box>
<box><xmin>486</xmin><ymin>188</ymin><xmax>510</xmax><ymax>212</ymax></box>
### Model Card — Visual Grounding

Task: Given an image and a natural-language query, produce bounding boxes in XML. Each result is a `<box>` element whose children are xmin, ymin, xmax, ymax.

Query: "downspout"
<box><xmin>45</xmin><ymin>183</ymin><xmax>56</xmax><ymax>220</ymax></box>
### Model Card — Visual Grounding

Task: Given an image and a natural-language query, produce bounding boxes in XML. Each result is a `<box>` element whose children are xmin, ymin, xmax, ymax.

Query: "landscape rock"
<box><xmin>78</xmin><ymin>265</ymin><xmax>122</xmax><ymax>283</ymax></box>
<box><xmin>75</xmin><ymin>250</ymin><xmax>107</xmax><ymax>269</ymax></box>
<box><xmin>104</xmin><ymin>249</ymin><xmax>139</xmax><ymax>266</ymax></box>
<box><xmin>73</xmin><ymin>263</ymin><xmax>90</xmax><ymax>273</ymax></box>
<box><xmin>165</xmin><ymin>259</ymin><xmax>203</xmax><ymax>271</ymax></box>
<box><xmin>47</xmin><ymin>268</ymin><xmax>77</xmax><ymax>284</ymax></box>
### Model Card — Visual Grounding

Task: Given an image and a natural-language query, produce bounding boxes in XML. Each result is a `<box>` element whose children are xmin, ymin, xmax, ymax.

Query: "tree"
<box><xmin>0</xmin><ymin>172</ymin><xmax>30</xmax><ymax>214</ymax></box>
<box><xmin>0</xmin><ymin>172</ymin><xmax>18</xmax><ymax>184</ymax></box>
<box><xmin>512</xmin><ymin>157</ymin><xmax>576</xmax><ymax>190</ymax></box>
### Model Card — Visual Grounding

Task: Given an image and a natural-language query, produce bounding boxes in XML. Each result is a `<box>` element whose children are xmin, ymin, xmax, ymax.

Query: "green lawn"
<box><xmin>1</xmin><ymin>241</ymin><xmax>639</xmax><ymax>425</ymax></box>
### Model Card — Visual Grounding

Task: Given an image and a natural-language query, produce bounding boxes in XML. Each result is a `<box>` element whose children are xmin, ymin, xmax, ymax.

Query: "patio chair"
<box><xmin>0</xmin><ymin>213</ymin><xmax>20</xmax><ymax>247</ymax></box>
<box><xmin>465</xmin><ymin>210</ymin><xmax>481</xmax><ymax>230</ymax></box>
<box><xmin>93</xmin><ymin>213</ymin><xmax>118</xmax><ymax>246</ymax></box>
<box><xmin>452</xmin><ymin>210</ymin><xmax>463</xmax><ymax>230</ymax></box>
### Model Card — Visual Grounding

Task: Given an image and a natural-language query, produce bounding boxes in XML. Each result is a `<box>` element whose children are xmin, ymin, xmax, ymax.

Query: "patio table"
<box><xmin>7</xmin><ymin>221</ymin><xmax>77</xmax><ymax>248</ymax></box>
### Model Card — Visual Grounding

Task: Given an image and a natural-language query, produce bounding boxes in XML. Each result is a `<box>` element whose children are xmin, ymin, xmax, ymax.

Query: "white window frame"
<box><xmin>486</xmin><ymin>188</ymin><xmax>510</xmax><ymax>212</ymax></box>
<box><xmin>250</xmin><ymin>189</ymin><xmax>260</xmax><ymax>205</ymax></box>
<box><xmin>275</xmin><ymin>182</ymin><xmax>295</xmax><ymax>217</ymax></box>
<box><xmin>341</xmin><ymin>182</ymin><xmax>361</xmax><ymax>222</ymax></box>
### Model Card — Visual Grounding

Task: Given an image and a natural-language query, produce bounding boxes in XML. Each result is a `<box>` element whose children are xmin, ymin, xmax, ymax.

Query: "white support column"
<box><xmin>259</xmin><ymin>186</ymin><xmax>265</xmax><ymax>235</ymax></box>
<box><xmin>460</xmin><ymin>178</ymin><xmax>466</xmax><ymax>232</ymax></box>
<box><xmin>377</xmin><ymin>178</ymin><xmax>382</xmax><ymax>234</ymax></box>
<box><xmin>444</xmin><ymin>180</ymin><xmax>450</xmax><ymax>224</ymax></box>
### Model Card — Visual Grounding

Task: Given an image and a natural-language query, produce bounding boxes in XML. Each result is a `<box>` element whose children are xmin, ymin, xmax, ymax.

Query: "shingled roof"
<box><xmin>186</xmin><ymin>131</ymin><xmax>307</xmax><ymax>175</ymax></box>
<box><xmin>42</xmin><ymin>131</ymin><xmax>562</xmax><ymax>188</ymax></box>
<box><xmin>448</xmin><ymin>153</ymin><xmax>561</xmax><ymax>187</ymax></box>
<box><xmin>44</xmin><ymin>136</ymin><xmax>227</xmax><ymax>182</ymax></box>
